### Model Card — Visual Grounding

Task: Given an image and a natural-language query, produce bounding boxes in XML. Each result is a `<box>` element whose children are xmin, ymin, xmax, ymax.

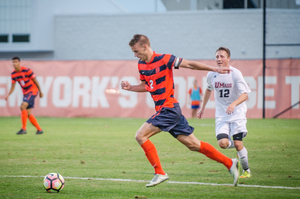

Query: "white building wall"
<box><xmin>54</xmin><ymin>9</ymin><xmax>300</xmax><ymax>60</ymax></box>
<box><xmin>0</xmin><ymin>0</ymin><xmax>299</xmax><ymax>60</ymax></box>
<box><xmin>0</xmin><ymin>0</ymin><xmax>54</xmax><ymax>52</ymax></box>
<box><xmin>0</xmin><ymin>0</ymin><xmax>166</xmax><ymax>60</ymax></box>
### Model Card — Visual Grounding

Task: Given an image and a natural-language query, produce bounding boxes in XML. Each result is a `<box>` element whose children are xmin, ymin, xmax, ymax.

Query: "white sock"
<box><xmin>226</xmin><ymin>139</ymin><xmax>235</xmax><ymax>149</ymax></box>
<box><xmin>237</xmin><ymin>147</ymin><xmax>249</xmax><ymax>171</ymax></box>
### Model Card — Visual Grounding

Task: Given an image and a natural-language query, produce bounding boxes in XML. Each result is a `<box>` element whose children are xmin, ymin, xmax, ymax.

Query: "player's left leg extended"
<box><xmin>177</xmin><ymin>134</ymin><xmax>239</xmax><ymax>186</ymax></box>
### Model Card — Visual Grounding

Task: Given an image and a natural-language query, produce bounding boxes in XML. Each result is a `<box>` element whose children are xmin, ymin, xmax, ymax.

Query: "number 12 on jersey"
<box><xmin>219</xmin><ymin>89</ymin><xmax>230</xmax><ymax>98</ymax></box>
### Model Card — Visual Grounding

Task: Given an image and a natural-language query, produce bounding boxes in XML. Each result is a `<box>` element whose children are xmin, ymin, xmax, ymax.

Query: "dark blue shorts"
<box><xmin>191</xmin><ymin>105</ymin><xmax>200</xmax><ymax>109</ymax></box>
<box><xmin>23</xmin><ymin>92</ymin><xmax>37</xmax><ymax>109</ymax></box>
<box><xmin>147</xmin><ymin>104</ymin><xmax>194</xmax><ymax>138</ymax></box>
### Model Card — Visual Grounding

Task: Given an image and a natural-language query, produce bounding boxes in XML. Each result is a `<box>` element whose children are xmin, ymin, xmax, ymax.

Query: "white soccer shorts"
<box><xmin>215</xmin><ymin>119</ymin><xmax>248</xmax><ymax>139</ymax></box>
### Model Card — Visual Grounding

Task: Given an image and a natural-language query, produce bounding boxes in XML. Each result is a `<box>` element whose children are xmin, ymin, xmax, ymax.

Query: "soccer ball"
<box><xmin>43</xmin><ymin>173</ymin><xmax>65</xmax><ymax>193</ymax></box>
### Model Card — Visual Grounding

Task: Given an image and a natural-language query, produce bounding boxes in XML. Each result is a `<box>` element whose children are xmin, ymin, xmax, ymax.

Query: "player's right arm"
<box><xmin>226</xmin><ymin>93</ymin><xmax>248</xmax><ymax>115</ymax></box>
<box><xmin>198</xmin><ymin>88</ymin><xmax>212</xmax><ymax>119</ymax></box>
<box><xmin>121</xmin><ymin>80</ymin><xmax>147</xmax><ymax>92</ymax></box>
<box><xmin>5</xmin><ymin>83</ymin><xmax>16</xmax><ymax>101</ymax></box>
<box><xmin>178</xmin><ymin>59</ymin><xmax>231</xmax><ymax>74</ymax></box>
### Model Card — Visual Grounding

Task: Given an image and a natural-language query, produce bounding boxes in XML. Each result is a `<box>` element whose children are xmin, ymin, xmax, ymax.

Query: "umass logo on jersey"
<box><xmin>215</xmin><ymin>82</ymin><xmax>232</xmax><ymax>88</ymax></box>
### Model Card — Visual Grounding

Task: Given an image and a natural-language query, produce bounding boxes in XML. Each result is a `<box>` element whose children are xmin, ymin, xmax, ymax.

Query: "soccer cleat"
<box><xmin>16</xmin><ymin>129</ymin><xmax>27</xmax><ymax>135</ymax></box>
<box><xmin>146</xmin><ymin>174</ymin><xmax>169</xmax><ymax>187</ymax></box>
<box><xmin>240</xmin><ymin>170</ymin><xmax>251</xmax><ymax>178</ymax></box>
<box><xmin>36</xmin><ymin>130</ymin><xmax>43</xmax><ymax>135</ymax></box>
<box><xmin>229</xmin><ymin>158</ymin><xmax>239</xmax><ymax>186</ymax></box>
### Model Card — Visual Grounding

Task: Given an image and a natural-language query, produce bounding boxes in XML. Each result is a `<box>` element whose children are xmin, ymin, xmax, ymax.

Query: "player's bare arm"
<box><xmin>179</xmin><ymin>59</ymin><xmax>231</xmax><ymax>74</ymax></box>
<box><xmin>5</xmin><ymin>83</ymin><xmax>16</xmax><ymax>101</ymax></box>
<box><xmin>198</xmin><ymin>89</ymin><xmax>212</xmax><ymax>119</ymax></box>
<box><xmin>121</xmin><ymin>80</ymin><xmax>147</xmax><ymax>92</ymax></box>
<box><xmin>226</xmin><ymin>93</ymin><xmax>248</xmax><ymax>114</ymax></box>
<box><xmin>32</xmin><ymin>78</ymin><xmax>43</xmax><ymax>98</ymax></box>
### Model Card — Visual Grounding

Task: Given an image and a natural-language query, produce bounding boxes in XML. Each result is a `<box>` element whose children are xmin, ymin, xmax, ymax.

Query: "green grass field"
<box><xmin>0</xmin><ymin>117</ymin><xmax>299</xmax><ymax>199</ymax></box>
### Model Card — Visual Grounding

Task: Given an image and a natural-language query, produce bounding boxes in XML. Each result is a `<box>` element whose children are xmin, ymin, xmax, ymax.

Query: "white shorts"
<box><xmin>215</xmin><ymin>119</ymin><xmax>248</xmax><ymax>139</ymax></box>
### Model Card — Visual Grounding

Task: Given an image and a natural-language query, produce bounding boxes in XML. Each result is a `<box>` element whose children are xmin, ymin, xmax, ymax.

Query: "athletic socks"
<box><xmin>28</xmin><ymin>114</ymin><xmax>42</xmax><ymax>131</ymax></box>
<box><xmin>141</xmin><ymin>139</ymin><xmax>166</xmax><ymax>175</ymax></box>
<box><xmin>21</xmin><ymin>110</ymin><xmax>42</xmax><ymax>131</ymax></box>
<box><xmin>237</xmin><ymin>147</ymin><xmax>250</xmax><ymax>171</ymax></box>
<box><xmin>21</xmin><ymin>110</ymin><xmax>28</xmax><ymax>130</ymax></box>
<box><xmin>199</xmin><ymin>141</ymin><xmax>232</xmax><ymax>170</ymax></box>
<box><xmin>141</xmin><ymin>140</ymin><xmax>233</xmax><ymax>174</ymax></box>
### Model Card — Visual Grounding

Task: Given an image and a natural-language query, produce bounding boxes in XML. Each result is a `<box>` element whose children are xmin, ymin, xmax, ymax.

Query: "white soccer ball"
<box><xmin>43</xmin><ymin>173</ymin><xmax>65</xmax><ymax>193</ymax></box>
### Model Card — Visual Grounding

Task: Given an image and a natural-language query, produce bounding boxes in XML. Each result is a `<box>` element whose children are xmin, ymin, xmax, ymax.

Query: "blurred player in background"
<box><xmin>5</xmin><ymin>56</ymin><xmax>44</xmax><ymax>135</ymax></box>
<box><xmin>198</xmin><ymin>47</ymin><xmax>251</xmax><ymax>178</ymax></box>
<box><xmin>189</xmin><ymin>79</ymin><xmax>202</xmax><ymax>118</ymax></box>
<box><xmin>121</xmin><ymin>34</ymin><xmax>239</xmax><ymax>187</ymax></box>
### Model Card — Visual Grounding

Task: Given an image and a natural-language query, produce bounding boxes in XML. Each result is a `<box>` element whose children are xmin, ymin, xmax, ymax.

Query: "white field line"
<box><xmin>1</xmin><ymin>175</ymin><xmax>299</xmax><ymax>190</ymax></box>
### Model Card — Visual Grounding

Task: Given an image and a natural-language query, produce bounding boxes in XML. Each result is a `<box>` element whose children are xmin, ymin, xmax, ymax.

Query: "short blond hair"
<box><xmin>129</xmin><ymin>34</ymin><xmax>150</xmax><ymax>47</ymax></box>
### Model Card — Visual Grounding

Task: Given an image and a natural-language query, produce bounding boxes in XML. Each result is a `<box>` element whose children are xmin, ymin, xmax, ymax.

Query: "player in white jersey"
<box><xmin>198</xmin><ymin>47</ymin><xmax>251</xmax><ymax>178</ymax></box>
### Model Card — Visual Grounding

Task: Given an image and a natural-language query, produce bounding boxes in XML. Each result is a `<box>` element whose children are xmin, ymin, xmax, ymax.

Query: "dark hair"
<box><xmin>216</xmin><ymin>47</ymin><xmax>231</xmax><ymax>57</ymax></box>
<box><xmin>12</xmin><ymin>56</ymin><xmax>20</xmax><ymax>61</ymax></box>
<box><xmin>129</xmin><ymin>34</ymin><xmax>150</xmax><ymax>47</ymax></box>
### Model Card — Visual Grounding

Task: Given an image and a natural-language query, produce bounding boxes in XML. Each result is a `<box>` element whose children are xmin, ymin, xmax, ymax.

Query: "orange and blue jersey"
<box><xmin>138</xmin><ymin>51</ymin><xmax>182</xmax><ymax>112</ymax></box>
<box><xmin>11</xmin><ymin>66</ymin><xmax>38</xmax><ymax>95</ymax></box>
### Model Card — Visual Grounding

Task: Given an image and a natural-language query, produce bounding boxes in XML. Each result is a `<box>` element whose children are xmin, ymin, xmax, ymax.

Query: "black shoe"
<box><xmin>36</xmin><ymin>130</ymin><xmax>43</xmax><ymax>135</ymax></box>
<box><xmin>16</xmin><ymin>129</ymin><xmax>27</xmax><ymax>135</ymax></box>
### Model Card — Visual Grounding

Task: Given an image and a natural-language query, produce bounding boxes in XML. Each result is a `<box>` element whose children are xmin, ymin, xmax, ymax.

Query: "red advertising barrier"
<box><xmin>0</xmin><ymin>59</ymin><xmax>299</xmax><ymax>118</ymax></box>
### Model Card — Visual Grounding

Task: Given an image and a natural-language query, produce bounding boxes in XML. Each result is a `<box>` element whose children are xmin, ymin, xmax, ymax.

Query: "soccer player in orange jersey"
<box><xmin>121</xmin><ymin>34</ymin><xmax>239</xmax><ymax>187</ymax></box>
<box><xmin>5</xmin><ymin>56</ymin><xmax>44</xmax><ymax>135</ymax></box>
